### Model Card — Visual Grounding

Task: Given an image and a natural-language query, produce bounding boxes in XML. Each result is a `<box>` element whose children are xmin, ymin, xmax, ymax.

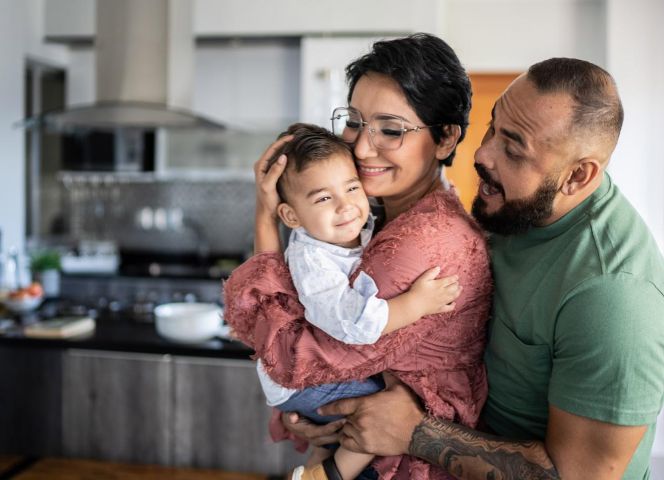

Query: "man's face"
<box><xmin>471</xmin><ymin>76</ymin><xmax>576</xmax><ymax>235</ymax></box>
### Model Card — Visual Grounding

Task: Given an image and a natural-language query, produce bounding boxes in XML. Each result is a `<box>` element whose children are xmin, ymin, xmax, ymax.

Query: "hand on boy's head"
<box><xmin>254</xmin><ymin>135</ymin><xmax>292</xmax><ymax>219</ymax></box>
<box><xmin>255</xmin><ymin>134</ymin><xmax>292</xmax><ymax>177</ymax></box>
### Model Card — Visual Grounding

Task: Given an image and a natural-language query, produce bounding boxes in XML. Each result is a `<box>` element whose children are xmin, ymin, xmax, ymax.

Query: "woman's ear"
<box><xmin>434</xmin><ymin>124</ymin><xmax>462</xmax><ymax>161</ymax></box>
<box><xmin>560</xmin><ymin>158</ymin><xmax>602</xmax><ymax>196</ymax></box>
<box><xmin>277</xmin><ymin>203</ymin><xmax>301</xmax><ymax>229</ymax></box>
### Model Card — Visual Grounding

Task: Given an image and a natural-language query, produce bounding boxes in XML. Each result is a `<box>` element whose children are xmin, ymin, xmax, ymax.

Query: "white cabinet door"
<box><xmin>44</xmin><ymin>0</ymin><xmax>94</xmax><ymax>39</ymax></box>
<box><xmin>299</xmin><ymin>37</ymin><xmax>386</xmax><ymax>128</ymax></box>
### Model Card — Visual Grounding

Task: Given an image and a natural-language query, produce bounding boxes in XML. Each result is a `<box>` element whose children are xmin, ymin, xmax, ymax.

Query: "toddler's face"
<box><xmin>278</xmin><ymin>153</ymin><xmax>370</xmax><ymax>248</ymax></box>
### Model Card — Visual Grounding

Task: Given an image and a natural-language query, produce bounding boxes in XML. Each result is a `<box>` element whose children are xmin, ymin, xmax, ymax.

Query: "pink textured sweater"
<box><xmin>224</xmin><ymin>188</ymin><xmax>493</xmax><ymax>479</ymax></box>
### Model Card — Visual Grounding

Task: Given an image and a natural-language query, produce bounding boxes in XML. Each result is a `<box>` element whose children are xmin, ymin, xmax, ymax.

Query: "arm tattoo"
<box><xmin>410</xmin><ymin>415</ymin><xmax>560</xmax><ymax>480</ymax></box>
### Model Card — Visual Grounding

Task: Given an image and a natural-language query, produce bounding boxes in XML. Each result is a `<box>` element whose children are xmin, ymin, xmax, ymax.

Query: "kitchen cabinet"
<box><xmin>58</xmin><ymin>350</ymin><xmax>304</xmax><ymax>474</ymax></box>
<box><xmin>0</xmin><ymin>347</ymin><xmax>63</xmax><ymax>456</ymax></box>
<box><xmin>61</xmin><ymin>350</ymin><xmax>173</xmax><ymax>464</ymax></box>
<box><xmin>173</xmin><ymin>357</ymin><xmax>306</xmax><ymax>474</ymax></box>
<box><xmin>44</xmin><ymin>0</ymin><xmax>441</xmax><ymax>41</ymax></box>
<box><xmin>299</xmin><ymin>37</ymin><xmax>385</xmax><ymax>128</ymax></box>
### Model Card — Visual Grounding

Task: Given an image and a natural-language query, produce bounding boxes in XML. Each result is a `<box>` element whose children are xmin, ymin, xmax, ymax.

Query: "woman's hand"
<box><xmin>281</xmin><ymin>411</ymin><xmax>346</xmax><ymax>447</ymax></box>
<box><xmin>253</xmin><ymin>135</ymin><xmax>292</xmax><ymax>254</ymax></box>
<box><xmin>318</xmin><ymin>373</ymin><xmax>425</xmax><ymax>456</ymax></box>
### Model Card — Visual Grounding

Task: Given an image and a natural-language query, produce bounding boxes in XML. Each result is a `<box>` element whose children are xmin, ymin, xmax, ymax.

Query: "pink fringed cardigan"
<box><xmin>224</xmin><ymin>188</ymin><xmax>493</xmax><ymax>479</ymax></box>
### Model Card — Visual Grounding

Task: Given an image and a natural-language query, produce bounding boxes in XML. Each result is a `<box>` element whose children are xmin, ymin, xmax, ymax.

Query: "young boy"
<box><xmin>256</xmin><ymin>123</ymin><xmax>461</xmax><ymax>480</ymax></box>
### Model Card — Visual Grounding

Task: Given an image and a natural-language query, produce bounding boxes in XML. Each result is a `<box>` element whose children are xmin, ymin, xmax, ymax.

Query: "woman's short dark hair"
<box><xmin>345</xmin><ymin>33</ymin><xmax>471</xmax><ymax>167</ymax></box>
<box><xmin>265</xmin><ymin>123</ymin><xmax>353</xmax><ymax>202</ymax></box>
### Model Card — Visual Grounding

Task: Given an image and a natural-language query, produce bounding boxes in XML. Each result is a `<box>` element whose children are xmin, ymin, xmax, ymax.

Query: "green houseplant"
<box><xmin>30</xmin><ymin>250</ymin><xmax>62</xmax><ymax>298</ymax></box>
<box><xmin>30</xmin><ymin>250</ymin><xmax>61</xmax><ymax>272</ymax></box>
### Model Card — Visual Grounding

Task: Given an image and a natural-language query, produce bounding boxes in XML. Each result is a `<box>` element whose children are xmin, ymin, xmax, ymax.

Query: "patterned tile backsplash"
<box><xmin>59</xmin><ymin>172</ymin><xmax>256</xmax><ymax>257</ymax></box>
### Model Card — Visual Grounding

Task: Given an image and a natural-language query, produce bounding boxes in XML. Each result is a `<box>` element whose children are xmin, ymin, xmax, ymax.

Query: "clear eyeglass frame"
<box><xmin>330</xmin><ymin>106</ymin><xmax>441</xmax><ymax>151</ymax></box>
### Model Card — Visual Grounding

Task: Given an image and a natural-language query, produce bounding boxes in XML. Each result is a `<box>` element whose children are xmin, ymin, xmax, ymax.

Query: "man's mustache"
<box><xmin>474</xmin><ymin>163</ymin><xmax>504</xmax><ymax>195</ymax></box>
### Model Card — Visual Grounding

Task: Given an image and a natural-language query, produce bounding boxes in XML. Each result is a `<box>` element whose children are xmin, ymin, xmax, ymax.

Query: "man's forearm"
<box><xmin>409</xmin><ymin>415</ymin><xmax>560</xmax><ymax>480</ymax></box>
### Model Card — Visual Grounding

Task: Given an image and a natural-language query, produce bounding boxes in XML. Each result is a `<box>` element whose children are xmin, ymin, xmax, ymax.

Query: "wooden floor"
<box><xmin>0</xmin><ymin>457</ymin><xmax>271</xmax><ymax>480</ymax></box>
<box><xmin>0</xmin><ymin>455</ymin><xmax>22</xmax><ymax>473</ymax></box>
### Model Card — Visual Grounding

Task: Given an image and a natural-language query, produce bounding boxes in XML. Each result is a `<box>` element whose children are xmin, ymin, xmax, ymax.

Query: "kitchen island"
<box><xmin>0</xmin><ymin>307</ymin><xmax>305</xmax><ymax>477</ymax></box>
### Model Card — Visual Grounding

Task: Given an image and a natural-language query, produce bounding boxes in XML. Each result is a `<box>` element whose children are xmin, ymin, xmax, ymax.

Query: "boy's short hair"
<box><xmin>265</xmin><ymin>123</ymin><xmax>354</xmax><ymax>202</ymax></box>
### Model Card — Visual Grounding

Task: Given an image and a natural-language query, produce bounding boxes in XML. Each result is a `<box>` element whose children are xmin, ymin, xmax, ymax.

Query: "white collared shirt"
<box><xmin>257</xmin><ymin>216</ymin><xmax>388</xmax><ymax>405</ymax></box>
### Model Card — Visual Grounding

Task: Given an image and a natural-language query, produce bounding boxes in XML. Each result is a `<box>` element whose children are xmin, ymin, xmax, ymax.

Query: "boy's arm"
<box><xmin>291</xmin><ymin>250</ymin><xmax>460</xmax><ymax>343</ymax></box>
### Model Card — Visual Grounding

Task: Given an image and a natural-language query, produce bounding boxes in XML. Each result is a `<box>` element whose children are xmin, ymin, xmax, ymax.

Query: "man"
<box><xmin>302</xmin><ymin>58</ymin><xmax>664</xmax><ymax>479</ymax></box>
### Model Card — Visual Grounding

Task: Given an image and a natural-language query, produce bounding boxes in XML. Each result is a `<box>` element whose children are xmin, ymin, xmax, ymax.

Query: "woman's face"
<box><xmin>348</xmin><ymin>73</ymin><xmax>447</xmax><ymax>199</ymax></box>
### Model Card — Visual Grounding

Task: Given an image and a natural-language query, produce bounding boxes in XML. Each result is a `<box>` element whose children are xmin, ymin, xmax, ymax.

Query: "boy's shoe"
<box><xmin>290</xmin><ymin>464</ymin><xmax>329</xmax><ymax>480</ymax></box>
<box><xmin>291</xmin><ymin>458</ymin><xmax>343</xmax><ymax>480</ymax></box>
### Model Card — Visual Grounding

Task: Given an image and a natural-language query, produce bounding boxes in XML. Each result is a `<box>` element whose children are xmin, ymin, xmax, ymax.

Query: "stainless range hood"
<box><xmin>23</xmin><ymin>0</ymin><xmax>223</xmax><ymax>131</ymax></box>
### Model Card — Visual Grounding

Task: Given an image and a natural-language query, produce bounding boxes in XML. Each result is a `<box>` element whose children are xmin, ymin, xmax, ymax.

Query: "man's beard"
<box><xmin>471</xmin><ymin>164</ymin><xmax>559</xmax><ymax>236</ymax></box>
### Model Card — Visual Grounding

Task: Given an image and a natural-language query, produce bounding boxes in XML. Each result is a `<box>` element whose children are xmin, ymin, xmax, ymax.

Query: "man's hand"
<box><xmin>318</xmin><ymin>374</ymin><xmax>425</xmax><ymax>456</ymax></box>
<box><xmin>281</xmin><ymin>412</ymin><xmax>345</xmax><ymax>447</ymax></box>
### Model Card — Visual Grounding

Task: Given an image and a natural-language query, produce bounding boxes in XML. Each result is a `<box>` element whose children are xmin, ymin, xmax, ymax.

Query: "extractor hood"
<box><xmin>22</xmin><ymin>0</ymin><xmax>223</xmax><ymax>131</ymax></box>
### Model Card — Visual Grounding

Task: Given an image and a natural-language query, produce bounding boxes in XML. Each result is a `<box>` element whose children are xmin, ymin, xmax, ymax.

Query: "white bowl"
<box><xmin>4</xmin><ymin>295</ymin><xmax>43</xmax><ymax>314</ymax></box>
<box><xmin>154</xmin><ymin>302</ymin><xmax>224</xmax><ymax>343</ymax></box>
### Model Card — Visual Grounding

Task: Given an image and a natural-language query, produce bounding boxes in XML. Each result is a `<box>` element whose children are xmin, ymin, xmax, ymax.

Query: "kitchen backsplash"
<box><xmin>59</xmin><ymin>172</ymin><xmax>256</xmax><ymax>257</ymax></box>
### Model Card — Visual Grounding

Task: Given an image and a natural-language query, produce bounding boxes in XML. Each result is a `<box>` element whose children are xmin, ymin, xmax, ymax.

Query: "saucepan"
<box><xmin>154</xmin><ymin>302</ymin><xmax>229</xmax><ymax>343</ymax></box>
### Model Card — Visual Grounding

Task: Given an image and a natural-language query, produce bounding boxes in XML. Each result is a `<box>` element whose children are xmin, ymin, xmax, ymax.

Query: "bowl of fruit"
<box><xmin>3</xmin><ymin>283</ymin><xmax>44</xmax><ymax>314</ymax></box>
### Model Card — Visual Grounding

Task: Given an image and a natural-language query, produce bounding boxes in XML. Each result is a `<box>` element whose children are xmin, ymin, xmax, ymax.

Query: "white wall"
<box><xmin>0</xmin><ymin>0</ymin><xmax>68</xmax><ymax>253</ymax></box>
<box><xmin>606</xmin><ymin>0</ymin><xmax>664</xmax><ymax>253</ymax></box>
<box><xmin>0</xmin><ymin>0</ymin><xmax>27</xmax><ymax>253</ymax></box>
<box><xmin>606</xmin><ymin>0</ymin><xmax>664</xmax><ymax>466</ymax></box>
<box><xmin>194</xmin><ymin>0</ymin><xmax>442</xmax><ymax>37</ymax></box>
<box><xmin>442</xmin><ymin>0</ymin><xmax>606</xmax><ymax>72</ymax></box>
<box><xmin>66</xmin><ymin>46</ymin><xmax>95</xmax><ymax>105</ymax></box>
<box><xmin>300</xmin><ymin>37</ymin><xmax>386</xmax><ymax>128</ymax></box>
<box><xmin>193</xmin><ymin>41</ymin><xmax>300</xmax><ymax>130</ymax></box>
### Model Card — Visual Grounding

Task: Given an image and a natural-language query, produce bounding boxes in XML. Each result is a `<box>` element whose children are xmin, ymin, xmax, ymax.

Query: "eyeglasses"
<box><xmin>330</xmin><ymin>106</ymin><xmax>440</xmax><ymax>151</ymax></box>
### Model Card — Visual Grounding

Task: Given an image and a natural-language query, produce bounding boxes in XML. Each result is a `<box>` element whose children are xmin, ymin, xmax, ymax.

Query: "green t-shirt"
<box><xmin>484</xmin><ymin>173</ymin><xmax>664</xmax><ymax>479</ymax></box>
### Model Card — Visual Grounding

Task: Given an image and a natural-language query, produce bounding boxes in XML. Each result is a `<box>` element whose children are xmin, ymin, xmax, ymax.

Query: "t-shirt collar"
<box><xmin>493</xmin><ymin>172</ymin><xmax>612</xmax><ymax>244</ymax></box>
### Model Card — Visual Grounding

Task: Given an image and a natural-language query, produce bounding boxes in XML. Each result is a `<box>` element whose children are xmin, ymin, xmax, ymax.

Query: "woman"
<box><xmin>224</xmin><ymin>33</ymin><xmax>492</xmax><ymax>480</ymax></box>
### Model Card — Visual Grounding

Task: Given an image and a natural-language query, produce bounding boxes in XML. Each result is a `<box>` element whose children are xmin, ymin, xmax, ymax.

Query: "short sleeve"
<box><xmin>549</xmin><ymin>274</ymin><xmax>664</xmax><ymax>425</ymax></box>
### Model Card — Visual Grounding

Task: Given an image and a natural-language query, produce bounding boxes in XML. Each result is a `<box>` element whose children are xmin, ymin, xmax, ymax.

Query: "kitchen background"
<box><xmin>0</xmin><ymin>0</ymin><xmax>663</xmax><ymax>477</ymax></box>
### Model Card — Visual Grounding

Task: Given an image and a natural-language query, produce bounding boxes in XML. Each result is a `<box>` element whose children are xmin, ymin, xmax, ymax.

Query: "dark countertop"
<box><xmin>0</xmin><ymin>307</ymin><xmax>254</xmax><ymax>360</ymax></box>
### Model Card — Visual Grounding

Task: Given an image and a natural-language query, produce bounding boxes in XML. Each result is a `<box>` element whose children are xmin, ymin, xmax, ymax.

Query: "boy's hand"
<box><xmin>281</xmin><ymin>412</ymin><xmax>345</xmax><ymax>447</ymax></box>
<box><xmin>409</xmin><ymin>267</ymin><xmax>461</xmax><ymax>317</ymax></box>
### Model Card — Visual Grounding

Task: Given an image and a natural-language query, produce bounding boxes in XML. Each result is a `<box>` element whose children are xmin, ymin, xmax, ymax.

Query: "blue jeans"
<box><xmin>277</xmin><ymin>375</ymin><xmax>385</xmax><ymax>424</ymax></box>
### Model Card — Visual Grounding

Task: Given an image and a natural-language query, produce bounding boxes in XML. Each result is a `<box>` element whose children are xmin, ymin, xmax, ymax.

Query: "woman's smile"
<box><xmin>357</xmin><ymin>164</ymin><xmax>392</xmax><ymax>177</ymax></box>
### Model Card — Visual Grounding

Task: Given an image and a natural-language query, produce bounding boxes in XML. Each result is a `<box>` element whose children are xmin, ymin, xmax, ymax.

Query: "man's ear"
<box><xmin>434</xmin><ymin>124</ymin><xmax>462</xmax><ymax>161</ymax></box>
<box><xmin>277</xmin><ymin>203</ymin><xmax>301</xmax><ymax>229</ymax></box>
<box><xmin>560</xmin><ymin>158</ymin><xmax>602</xmax><ymax>196</ymax></box>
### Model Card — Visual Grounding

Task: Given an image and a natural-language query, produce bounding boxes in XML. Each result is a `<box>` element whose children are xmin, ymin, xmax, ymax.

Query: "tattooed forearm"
<box><xmin>409</xmin><ymin>415</ymin><xmax>560</xmax><ymax>480</ymax></box>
